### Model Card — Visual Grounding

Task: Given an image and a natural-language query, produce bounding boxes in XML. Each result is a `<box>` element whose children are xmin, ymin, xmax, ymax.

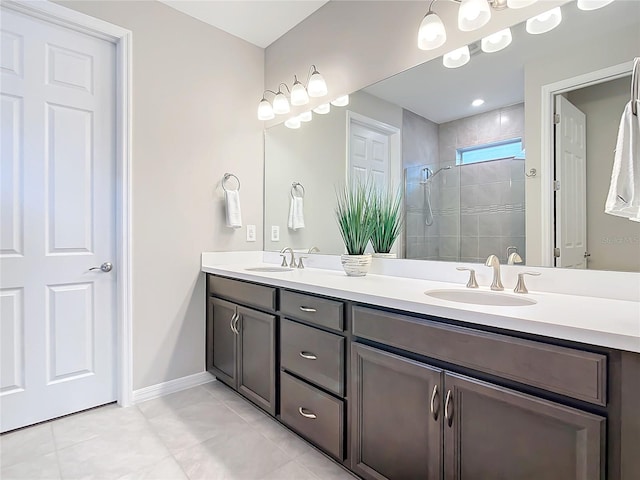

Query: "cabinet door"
<box><xmin>207</xmin><ymin>297</ymin><xmax>237</xmax><ymax>387</ymax></box>
<box><xmin>237</xmin><ymin>306</ymin><xmax>276</xmax><ymax>415</ymax></box>
<box><xmin>443</xmin><ymin>372</ymin><xmax>605</xmax><ymax>480</ymax></box>
<box><xmin>351</xmin><ymin>343</ymin><xmax>443</xmax><ymax>480</ymax></box>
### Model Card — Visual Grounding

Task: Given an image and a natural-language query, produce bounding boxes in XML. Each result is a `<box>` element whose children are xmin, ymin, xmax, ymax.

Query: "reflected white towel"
<box><xmin>605</xmin><ymin>101</ymin><xmax>640</xmax><ymax>222</ymax></box>
<box><xmin>225</xmin><ymin>190</ymin><xmax>242</xmax><ymax>228</ymax></box>
<box><xmin>288</xmin><ymin>196</ymin><xmax>305</xmax><ymax>230</ymax></box>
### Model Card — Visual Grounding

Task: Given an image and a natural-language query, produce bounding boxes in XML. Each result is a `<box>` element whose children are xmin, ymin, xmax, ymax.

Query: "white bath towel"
<box><xmin>225</xmin><ymin>190</ymin><xmax>242</xmax><ymax>228</ymax></box>
<box><xmin>605</xmin><ymin>101</ymin><xmax>640</xmax><ymax>222</ymax></box>
<box><xmin>288</xmin><ymin>196</ymin><xmax>305</xmax><ymax>230</ymax></box>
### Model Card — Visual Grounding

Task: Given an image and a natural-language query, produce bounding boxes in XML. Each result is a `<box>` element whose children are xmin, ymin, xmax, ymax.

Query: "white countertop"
<box><xmin>201</xmin><ymin>253</ymin><xmax>640</xmax><ymax>353</ymax></box>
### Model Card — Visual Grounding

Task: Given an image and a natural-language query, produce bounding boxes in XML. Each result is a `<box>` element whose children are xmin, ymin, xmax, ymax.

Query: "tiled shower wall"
<box><xmin>403</xmin><ymin>104</ymin><xmax>526</xmax><ymax>263</ymax></box>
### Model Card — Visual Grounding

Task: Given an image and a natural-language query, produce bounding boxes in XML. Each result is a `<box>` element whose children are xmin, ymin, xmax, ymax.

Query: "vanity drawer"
<box><xmin>281</xmin><ymin>290</ymin><xmax>344</xmax><ymax>332</ymax></box>
<box><xmin>352</xmin><ymin>306</ymin><xmax>607</xmax><ymax>406</ymax></box>
<box><xmin>281</xmin><ymin>319</ymin><xmax>345</xmax><ymax>396</ymax></box>
<box><xmin>208</xmin><ymin>275</ymin><xmax>276</xmax><ymax>312</ymax></box>
<box><xmin>280</xmin><ymin>371</ymin><xmax>344</xmax><ymax>461</ymax></box>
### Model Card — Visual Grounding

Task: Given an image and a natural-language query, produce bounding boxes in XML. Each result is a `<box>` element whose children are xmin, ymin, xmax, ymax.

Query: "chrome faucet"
<box><xmin>484</xmin><ymin>255</ymin><xmax>504</xmax><ymax>291</ymax></box>
<box><xmin>308</xmin><ymin>246</ymin><xmax>320</xmax><ymax>254</ymax></box>
<box><xmin>280</xmin><ymin>247</ymin><xmax>295</xmax><ymax>268</ymax></box>
<box><xmin>507</xmin><ymin>252</ymin><xmax>523</xmax><ymax>265</ymax></box>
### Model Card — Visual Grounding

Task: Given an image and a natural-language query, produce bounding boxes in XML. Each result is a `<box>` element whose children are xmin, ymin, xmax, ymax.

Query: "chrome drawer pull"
<box><xmin>299</xmin><ymin>351</ymin><xmax>317</xmax><ymax>360</ymax></box>
<box><xmin>229</xmin><ymin>312</ymin><xmax>239</xmax><ymax>334</ymax></box>
<box><xmin>299</xmin><ymin>306</ymin><xmax>317</xmax><ymax>313</ymax></box>
<box><xmin>298</xmin><ymin>407</ymin><xmax>317</xmax><ymax>419</ymax></box>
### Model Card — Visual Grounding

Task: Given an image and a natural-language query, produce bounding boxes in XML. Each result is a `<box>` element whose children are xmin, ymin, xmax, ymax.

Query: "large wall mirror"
<box><xmin>264</xmin><ymin>0</ymin><xmax>640</xmax><ymax>272</ymax></box>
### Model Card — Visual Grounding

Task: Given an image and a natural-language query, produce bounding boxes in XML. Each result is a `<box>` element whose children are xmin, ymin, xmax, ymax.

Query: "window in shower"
<box><xmin>456</xmin><ymin>138</ymin><xmax>523</xmax><ymax>165</ymax></box>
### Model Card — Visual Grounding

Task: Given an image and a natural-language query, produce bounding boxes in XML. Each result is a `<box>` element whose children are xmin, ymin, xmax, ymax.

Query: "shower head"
<box><xmin>421</xmin><ymin>165</ymin><xmax>452</xmax><ymax>184</ymax></box>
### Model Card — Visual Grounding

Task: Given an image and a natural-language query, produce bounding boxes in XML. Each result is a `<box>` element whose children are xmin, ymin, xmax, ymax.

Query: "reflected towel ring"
<box><xmin>291</xmin><ymin>182</ymin><xmax>305</xmax><ymax>198</ymax></box>
<box><xmin>222</xmin><ymin>173</ymin><xmax>240</xmax><ymax>192</ymax></box>
<box><xmin>525</xmin><ymin>168</ymin><xmax>537</xmax><ymax>178</ymax></box>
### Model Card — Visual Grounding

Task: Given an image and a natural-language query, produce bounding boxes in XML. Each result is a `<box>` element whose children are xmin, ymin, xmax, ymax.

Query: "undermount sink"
<box><xmin>425</xmin><ymin>289</ymin><xmax>537</xmax><ymax>307</ymax></box>
<box><xmin>245</xmin><ymin>266</ymin><xmax>294</xmax><ymax>272</ymax></box>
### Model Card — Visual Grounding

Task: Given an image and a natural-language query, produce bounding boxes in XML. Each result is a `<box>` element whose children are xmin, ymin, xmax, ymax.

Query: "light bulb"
<box><xmin>472</xmin><ymin>99</ymin><xmax>485</xmax><ymax>107</ymax></box>
<box><xmin>308</xmin><ymin>67</ymin><xmax>328</xmax><ymax>97</ymax></box>
<box><xmin>312</xmin><ymin>103</ymin><xmax>331</xmax><ymax>114</ymax></box>
<box><xmin>526</xmin><ymin>7</ymin><xmax>562</xmax><ymax>35</ymax></box>
<box><xmin>481</xmin><ymin>28</ymin><xmax>512</xmax><ymax>53</ymax></box>
<box><xmin>577</xmin><ymin>0</ymin><xmax>615</xmax><ymax>11</ymax></box>
<box><xmin>299</xmin><ymin>111</ymin><xmax>312</xmax><ymax>122</ymax></box>
<box><xmin>272</xmin><ymin>91</ymin><xmax>290</xmax><ymax>114</ymax></box>
<box><xmin>284</xmin><ymin>116</ymin><xmax>301</xmax><ymax>129</ymax></box>
<box><xmin>257</xmin><ymin>98</ymin><xmax>274</xmax><ymax>120</ymax></box>
<box><xmin>290</xmin><ymin>76</ymin><xmax>309</xmax><ymax>106</ymax></box>
<box><xmin>443</xmin><ymin>45</ymin><xmax>470</xmax><ymax>68</ymax></box>
<box><xmin>418</xmin><ymin>11</ymin><xmax>446</xmax><ymax>50</ymax></box>
<box><xmin>331</xmin><ymin>95</ymin><xmax>349</xmax><ymax>107</ymax></box>
<box><xmin>458</xmin><ymin>0</ymin><xmax>491</xmax><ymax>32</ymax></box>
<box><xmin>507</xmin><ymin>0</ymin><xmax>538</xmax><ymax>8</ymax></box>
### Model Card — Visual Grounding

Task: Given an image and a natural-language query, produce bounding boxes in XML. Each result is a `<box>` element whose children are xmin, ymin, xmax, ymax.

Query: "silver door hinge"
<box><xmin>554</xmin><ymin>248</ymin><xmax>560</xmax><ymax>258</ymax></box>
<box><xmin>553</xmin><ymin>180</ymin><xmax>561</xmax><ymax>191</ymax></box>
<box><xmin>553</xmin><ymin>114</ymin><xmax>560</xmax><ymax>124</ymax></box>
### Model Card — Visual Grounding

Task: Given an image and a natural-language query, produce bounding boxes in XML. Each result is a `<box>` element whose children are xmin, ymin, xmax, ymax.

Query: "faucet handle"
<box><xmin>297</xmin><ymin>256</ymin><xmax>307</xmax><ymax>269</ymax></box>
<box><xmin>456</xmin><ymin>267</ymin><xmax>479</xmax><ymax>288</ymax></box>
<box><xmin>507</xmin><ymin>252</ymin><xmax>523</xmax><ymax>265</ymax></box>
<box><xmin>280</xmin><ymin>254</ymin><xmax>288</xmax><ymax>267</ymax></box>
<box><xmin>514</xmin><ymin>271</ymin><xmax>541</xmax><ymax>294</ymax></box>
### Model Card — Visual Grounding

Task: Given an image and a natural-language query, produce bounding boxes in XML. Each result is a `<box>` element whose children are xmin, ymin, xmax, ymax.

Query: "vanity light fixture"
<box><xmin>257</xmin><ymin>96</ymin><xmax>275</xmax><ymax>121</ymax></box>
<box><xmin>472</xmin><ymin>98</ymin><xmax>485</xmax><ymax>106</ymax></box>
<box><xmin>284</xmin><ymin>116</ymin><xmax>301</xmax><ymax>129</ymax></box>
<box><xmin>272</xmin><ymin>86</ymin><xmax>291</xmax><ymax>114</ymax></box>
<box><xmin>506</xmin><ymin>0</ymin><xmax>538</xmax><ymax>8</ymax></box>
<box><xmin>576</xmin><ymin>0</ymin><xmax>615</xmax><ymax>10</ymax></box>
<box><xmin>526</xmin><ymin>7</ymin><xmax>562</xmax><ymax>34</ymax></box>
<box><xmin>443</xmin><ymin>45</ymin><xmax>471</xmax><ymax>68</ymax></box>
<box><xmin>290</xmin><ymin>76</ymin><xmax>309</xmax><ymax>106</ymax></box>
<box><xmin>331</xmin><ymin>95</ymin><xmax>350</xmax><ymax>107</ymax></box>
<box><xmin>307</xmin><ymin>65</ymin><xmax>328</xmax><ymax>97</ymax></box>
<box><xmin>458</xmin><ymin>0</ymin><xmax>492</xmax><ymax>32</ymax></box>
<box><xmin>312</xmin><ymin>103</ymin><xmax>331</xmax><ymax>114</ymax></box>
<box><xmin>298</xmin><ymin>111</ymin><xmax>313</xmax><ymax>122</ymax></box>
<box><xmin>418</xmin><ymin>6</ymin><xmax>447</xmax><ymax>50</ymax></box>
<box><xmin>481</xmin><ymin>27</ymin><xmax>512</xmax><ymax>53</ymax></box>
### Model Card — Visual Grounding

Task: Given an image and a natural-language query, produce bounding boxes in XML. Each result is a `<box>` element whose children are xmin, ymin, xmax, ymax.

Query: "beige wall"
<box><xmin>567</xmin><ymin>77</ymin><xmax>640</xmax><ymax>272</ymax></box>
<box><xmin>57</xmin><ymin>1</ymin><xmax>264</xmax><ymax>389</ymax></box>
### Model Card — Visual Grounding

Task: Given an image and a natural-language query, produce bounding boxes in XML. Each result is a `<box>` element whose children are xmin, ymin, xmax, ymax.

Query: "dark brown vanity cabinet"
<box><xmin>206</xmin><ymin>277</ymin><xmax>277</xmax><ymax>415</ymax></box>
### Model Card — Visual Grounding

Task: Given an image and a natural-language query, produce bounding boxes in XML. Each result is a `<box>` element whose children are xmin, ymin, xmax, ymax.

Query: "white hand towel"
<box><xmin>287</xmin><ymin>196</ymin><xmax>305</xmax><ymax>230</ymax></box>
<box><xmin>605</xmin><ymin>100</ymin><xmax>640</xmax><ymax>222</ymax></box>
<box><xmin>225</xmin><ymin>190</ymin><xmax>242</xmax><ymax>228</ymax></box>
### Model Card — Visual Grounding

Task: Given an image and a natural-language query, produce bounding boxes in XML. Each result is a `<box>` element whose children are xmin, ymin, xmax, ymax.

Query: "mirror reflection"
<box><xmin>264</xmin><ymin>0</ymin><xmax>640</xmax><ymax>272</ymax></box>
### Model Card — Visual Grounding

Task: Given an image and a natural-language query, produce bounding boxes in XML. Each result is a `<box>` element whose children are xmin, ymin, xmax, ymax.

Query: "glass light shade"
<box><xmin>443</xmin><ymin>46</ymin><xmax>471</xmax><ymax>69</ymax></box>
<box><xmin>526</xmin><ymin>7</ymin><xmax>562</xmax><ymax>34</ymax></box>
<box><xmin>312</xmin><ymin>103</ymin><xmax>331</xmax><ymax>114</ymax></box>
<box><xmin>284</xmin><ymin>116</ymin><xmax>301</xmax><ymax>129</ymax></box>
<box><xmin>458</xmin><ymin>0</ymin><xmax>491</xmax><ymax>32</ymax></box>
<box><xmin>472</xmin><ymin>98</ymin><xmax>485</xmax><ymax>107</ymax></box>
<box><xmin>308</xmin><ymin>71</ymin><xmax>328</xmax><ymax>97</ymax></box>
<box><xmin>290</xmin><ymin>80</ymin><xmax>309</xmax><ymax>106</ymax></box>
<box><xmin>331</xmin><ymin>95</ymin><xmax>349</xmax><ymax>107</ymax></box>
<box><xmin>257</xmin><ymin>99</ymin><xmax>274</xmax><ymax>120</ymax></box>
<box><xmin>481</xmin><ymin>28</ymin><xmax>512</xmax><ymax>53</ymax></box>
<box><xmin>298</xmin><ymin>111</ymin><xmax>312</xmax><ymax>122</ymax></box>
<box><xmin>272</xmin><ymin>92</ymin><xmax>290</xmax><ymax>114</ymax></box>
<box><xmin>507</xmin><ymin>0</ymin><xmax>538</xmax><ymax>8</ymax></box>
<box><xmin>417</xmin><ymin>12</ymin><xmax>446</xmax><ymax>50</ymax></box>
<box><xmin>577</xmin><ymin>0</ymin><xmax>614</xmax><ymax>10</ymax></box>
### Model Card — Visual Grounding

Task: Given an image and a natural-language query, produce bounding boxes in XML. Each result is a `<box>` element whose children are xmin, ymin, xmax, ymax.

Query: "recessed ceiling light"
<box><xmin>472</xmin><ymin>99</ymin><xmax>485</xmax><ymax>107</ymax></box>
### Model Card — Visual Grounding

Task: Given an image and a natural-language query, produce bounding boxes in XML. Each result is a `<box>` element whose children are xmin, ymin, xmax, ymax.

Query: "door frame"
<box><xmin>539</xmin><ymin>60</ymin><xmax>633</xmax><ymax>267</ymax></box>
<box><xmin>3</xmin><ymin>0</ymin><xmax>134</xmax><ymax>406</ymax></box>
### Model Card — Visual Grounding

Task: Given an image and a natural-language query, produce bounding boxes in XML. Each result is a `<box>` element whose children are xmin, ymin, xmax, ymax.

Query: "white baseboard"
<box><xmin>132</xmin><ymin>371</ymin><xmax>215</xmax><ymax>404</ymax></box>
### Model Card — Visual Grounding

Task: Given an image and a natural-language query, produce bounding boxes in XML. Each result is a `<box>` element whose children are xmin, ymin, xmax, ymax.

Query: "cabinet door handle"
<box><xmin>299</xmin><ymin>351</ymin><xmax>317</xmax><ymax>360</ymax></box>
<box><xmin>298</xmin><ymin>407</ymin><xmax>317</xmax><ymax>419</ymax></box>
<box><xmin>233</xmin><ymin>313</ymin><xmax>240</xmax><ymax>335</ymax></box>
<box><xmin>444</xmin><ymin>389</ymin><xmax>453</xmax><ymax>427</ymax></box>
<box><xmin>430</xmin><ymin>384</ymin><xmax>439</xmax><ymax>421</ymax></box>
<box><xmin>299</xmin><ymin>306</ymin><xmax>317</xmax><ymax>313</ymax></box>
<box><xmin>230</xmin><ymin>313</ymin><xmax>239</xmax><ymax>334</ymax></box>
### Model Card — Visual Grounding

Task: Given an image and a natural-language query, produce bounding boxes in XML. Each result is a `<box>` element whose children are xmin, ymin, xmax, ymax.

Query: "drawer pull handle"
<box><xmin>444</xmin><ymin>390</ymin><xmax>453</xmax><ymax>427</ymax></box>
<box><xmin>229</xmin><ymin>312</ymin><xmax>239</xmax><ymax>334</ymax></box>
<box><xmin>298</xmin><ymin>407</ymin><xmax>317</xmax><ymax>419</ymax></box>
<box><xmin>299</xmin><ymin>351</ymin><xmax>317</xmax><ymax>360</ymax></box>
<box><xmin>430</xmin><ymin>384</ymin><xmax>439</xmax><ymax>421</ymax></box>
<box><xmin>299</xmin><ymin>306</ymin><xmax>317</xmax><ymax>313</ymax></box>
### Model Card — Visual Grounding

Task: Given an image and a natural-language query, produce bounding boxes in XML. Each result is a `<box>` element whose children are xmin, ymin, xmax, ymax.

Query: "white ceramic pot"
<box><xmin>372</xmin><ymin>252</ymin><xmax>397</xmax><ymax>259</ymax></box>
<box><xmin>341</xmin><ymin>253</ymin><xmax>373</xmax><ymax>277</ymax></box>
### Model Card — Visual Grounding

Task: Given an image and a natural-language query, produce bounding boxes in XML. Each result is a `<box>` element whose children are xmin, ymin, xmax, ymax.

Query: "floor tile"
<box><xmin>259</xmin><ymin>460</ymin><xmax>320</xmax><ymax>480</ymax></box>
<box><xmin>222</xmin><ymin>397</ymin><xmax>269</xmax><ymax>424</ymax></box>
<box><xmin>116</xmin><ymin>455</ymin><xmax>188</xmax><ymax>480</ymax></box>
<box><xmin>201</xmin><ymin>381</ymin><xmax>243</xmax><ymax>402</ymax></box>
<box><xmin>0</xmin><ymin>422</ymin><xmax>56</xmax><ymax>468</ymax></box>
<box><xmin>253</xmin><ymin>417</ymin><xmax>313</xmax><ymax>459</ymax></box>
<box><xmin>297</xmin><ymin>449</ymin><xmax>358</xmax><ymax>480</ymax></box>
<box><xmin>137</xmin><ymin>385</ymin><xmax>220</xmax><ymax>420</ymax></box>
<box><xmin>174</xmin><ymin>428</ymin><xmax>291</xmax><ymax>480</ymax></box>
<box><xmin>0</xmin><ymin>452</ymin><xmax>60</xmax><ymax>480</ymax></box>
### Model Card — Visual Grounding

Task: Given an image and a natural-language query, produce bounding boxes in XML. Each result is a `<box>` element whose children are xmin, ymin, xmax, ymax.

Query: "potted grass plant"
<box><xmin>335</xmin><ymin>180</ymin><xmax>375</xmax><ymax>276</ymax></box>
<box><xmin>370</xmin><ymin>186</ymin><xmax>403</xmax><ymax>258</ymax></box>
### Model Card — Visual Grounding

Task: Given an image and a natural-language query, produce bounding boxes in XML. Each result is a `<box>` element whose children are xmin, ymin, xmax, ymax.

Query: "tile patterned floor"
<box><xmin>0</xmin><ymin>381</ymin><xmax>358</xmax><ymax>480</ymax></box>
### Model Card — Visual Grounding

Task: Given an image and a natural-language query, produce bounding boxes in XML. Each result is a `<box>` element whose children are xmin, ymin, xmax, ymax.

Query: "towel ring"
<box><xmin>222</xmin><ymin>173</ymin><xmax>240</xmax><ymax>192</ymax></box>
<box><xmin>291</xmin><ymin>182</ymin><xmax>305</xmax><ymax>198</ymax></box>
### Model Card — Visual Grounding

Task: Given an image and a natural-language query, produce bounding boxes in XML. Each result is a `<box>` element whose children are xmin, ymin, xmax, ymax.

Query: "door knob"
<box><xmin>89</xmin><ymin>262</ymin><xmax>112</xmax><ymax>272</ymax></box>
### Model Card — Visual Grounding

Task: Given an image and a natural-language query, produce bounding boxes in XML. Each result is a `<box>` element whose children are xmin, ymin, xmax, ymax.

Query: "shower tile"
<box><xmin>404</xmin><ymin>166</ymin><xmax>422</xmax><ymax>184</ymax></box>
<box><xmin>478</xmin><ymin>213</ymin><xmax>503</xmax><ymax>237</ymax></box>
<box><xmin>477</xmin><ymin>110</ymin><xmax>501</xmax><ymax>143</ymax></box>
<box><xmin>500</xmin><ymin>104</ymin><xmax>525</xmax><ymax>138</ymax></box>
<box><xmin>460</xmin><ymin>214</ymin><xmax>478</xmax><ymax>237</ymax></box>
<box><xmin>460</xmin><ymin>185</ymin><xmax>478</xmax><ymax>208</ymax></box>
<box><xmin>405</xmin><ymin>184</ymin><xmax>423</xmax><ymax>211</ymax></box>
<box><xmin>439</xmin><ymin>123</ymin><xmax>456</xmax><ymax>148</ymax></box>
<box><xmin>456</xmin><ymin>119</ymin><xmax>478</xmax><ymax>148</ymax></box>
<box><xmin>439</xmin><ymin>145</ymin><xmax>457</xmax><ymax>165</ymax></box>
<box><xmin>425</xmin><ymin>241</ymin><xmax>439</xmax><ymax>258</ymax></box>
<box><xmin>479</xmin><ymin>236</ymin><xmax>502</xmax><ymax>259</ymax></box>
<box><xmin>460</xmin><ymin>163</ymin><xmax>480</xmax><ymax>186</ymax></box>
<box><xmin>439</xmin><ymin>214</ymin><xmax>459</xmax><ymax>236</ymax></box>
<box><xmin>503</xmin><ymin>180</ymin><xmax>526</xmax><ymax>206</ymax></box>
<box><xmin>439</xmin><ymin>236</ymin><xmax>459</xmax><ymax>258</ymax></box>
<box><xmin>440</xmin><ymin>167</ymin><xmax>459</xmax><ymax>189</ymax></box>
<box><xmin>503</xmin><ymin>212</ymin><xmax>525</xmax><ymax>237</ymax></box>
<box><xmin>460</xmin><ymin>236</ymin><xmax>479</xmax><ymax>259</ymax></box>
<box><xmin>511</xmin><ymin>160</ymin><xmax>525</xmax><ymax>181</ymax></box>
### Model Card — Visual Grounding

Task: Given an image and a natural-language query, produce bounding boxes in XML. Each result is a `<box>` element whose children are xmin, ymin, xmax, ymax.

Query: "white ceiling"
<box><xmin>158</xmin><ymin>0</ymin><xmax>329</xmax><ymax>48</ymax></box>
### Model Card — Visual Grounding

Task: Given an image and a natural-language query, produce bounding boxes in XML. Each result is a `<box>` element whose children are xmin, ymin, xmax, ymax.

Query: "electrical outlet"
<box><xmin>271</xmin><ymin>225</ymin><xmax>280</xmax><ymax>242</ymax></box>
<box><xmin>246</xmin><ymin>225</ymin><xmax>256</xmax><ymax>242</ymax></box>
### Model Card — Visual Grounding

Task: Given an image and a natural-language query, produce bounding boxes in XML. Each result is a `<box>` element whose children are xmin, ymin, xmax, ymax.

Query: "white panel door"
<box><xmin>554</xmin><ymin>95</ymin><xmax>587</xmax><ymax>269</ymax></box>
<box><xmin>1</xmin><ymin>8</ymin><xmax>117</xmax><ymax>432</ymax></box>
<box><xmin>349</xmin><ymin>121</ymin><xmax>390</xmax><ymax>190</ymax></box>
